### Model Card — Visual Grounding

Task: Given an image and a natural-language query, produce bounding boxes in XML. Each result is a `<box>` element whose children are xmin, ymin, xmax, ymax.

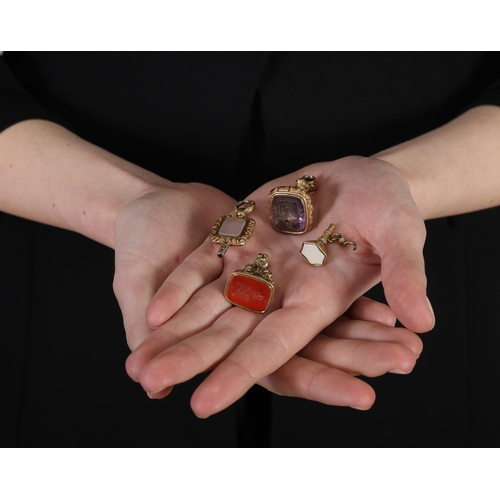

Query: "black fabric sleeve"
<box><xmin>468</xmin><ymin>77</ymin><xmax>500</xmax><ymax>108</ymax></box>
<box><xmin>0</xmin><ymin>55</ymin><xmax>68</xmax><ymax>132</ymax></box>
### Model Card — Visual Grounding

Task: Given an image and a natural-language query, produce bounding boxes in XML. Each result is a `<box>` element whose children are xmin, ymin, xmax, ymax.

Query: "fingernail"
<box><xmin>147</xmin><ymin>391</ymin><xmax>160</xmax><ymax>399</ymax></box>
<box><xmin>350</xmin><ymin>406</ymin><xmax>369</xmax><ymax>411</ymax></box>
<box><xmin>389</xmin><ymin>368</ymin><xmax>412</xmax><ymax>375</ymax></box>
<box><xmin>426</xmin><ymin>296</ymin><xmax>436</xmax><ymax>327</ymax></box>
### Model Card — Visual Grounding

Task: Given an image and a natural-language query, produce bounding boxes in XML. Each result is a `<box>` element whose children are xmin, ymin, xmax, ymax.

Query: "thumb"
<box><xmin>113</xmin><ymin>259</ymin><xmax>158</xmax><ymax>353</ymax></box>
<box><xmin>378</xmin><ymin>213</ymin><xmax>435</xmax><ymax>333</ymax></box>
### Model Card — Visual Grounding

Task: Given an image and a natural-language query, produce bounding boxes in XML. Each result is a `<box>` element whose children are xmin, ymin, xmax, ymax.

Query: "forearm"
<box><xmin>0</xmin><ymin>119</ymin><xmax>171</xmax><ymax>248</ymax></box>
<box><xmin>375</xmin><ymin>105</ymin><xmax>500</xmax><ymax>220</ymax></box>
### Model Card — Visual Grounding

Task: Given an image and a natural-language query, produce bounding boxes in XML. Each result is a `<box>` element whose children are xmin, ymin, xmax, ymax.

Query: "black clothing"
<box><xmin>1</xmin><ymin>52</ymin><xmax>500</xmax><ymax>446</ymax></box>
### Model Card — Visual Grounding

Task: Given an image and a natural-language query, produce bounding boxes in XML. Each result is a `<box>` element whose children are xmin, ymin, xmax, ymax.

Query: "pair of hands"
<box><xmin>114</xmin><ymin>156</ymin><xmax>434</xmax><ymax>417</ymax></box>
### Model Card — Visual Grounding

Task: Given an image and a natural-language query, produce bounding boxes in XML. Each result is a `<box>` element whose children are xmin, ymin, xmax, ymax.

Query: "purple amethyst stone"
<box><xmin>271</xmin><ymin>195</ymin><xmax>306</xmax><ymax>232</ymax></box>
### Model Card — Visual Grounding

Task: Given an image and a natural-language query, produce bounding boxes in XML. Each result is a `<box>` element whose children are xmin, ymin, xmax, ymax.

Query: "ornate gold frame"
<box><xmin>210</xmin><ymin>215</ymin><xmax>256</xmax><ymax>247</ymax></box>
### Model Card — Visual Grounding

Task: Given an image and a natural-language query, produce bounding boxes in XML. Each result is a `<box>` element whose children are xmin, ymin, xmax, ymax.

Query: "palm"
<box><xmin>113</xmin><ymin>182</ymin><xmax>235</xmax><ymax>350</ymax></box>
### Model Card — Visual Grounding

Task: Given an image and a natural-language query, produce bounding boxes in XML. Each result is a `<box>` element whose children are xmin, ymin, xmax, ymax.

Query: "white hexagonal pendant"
<box><xmin>300</xmin><ymin>240</ymin><xmax>328</xmax><ymax>266</ymax></box>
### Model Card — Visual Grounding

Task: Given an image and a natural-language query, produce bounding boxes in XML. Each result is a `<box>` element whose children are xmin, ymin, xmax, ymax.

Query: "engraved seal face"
<box><xmin>270</xmin><ymin>194</ymin><xmax>306</xmax><ymax>233</ymax></box>
<box><xmin>224</xmin><ymin>273</ymin><xmax>274</xmax><ymax>313</ymax></box>
<box><xmin>233</xmin><ymin>281</ymin><xmax>266</xmax><ymax>303</ymax></box>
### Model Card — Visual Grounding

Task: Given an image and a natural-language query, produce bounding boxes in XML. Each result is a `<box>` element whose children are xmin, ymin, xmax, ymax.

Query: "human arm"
<box><xmin>0</xmin><ymin>119</ymin><xmax>160</xmax><ymax>247</ymax></box>
<box><xmin>375</xmin><ymin>105</ymin><xmax>500</xmax><ymax>220</ymax></box>
<box><xmin>0</xmin><ymin>119</ymin><xmax>421</xmax><ymax>410</ymax></box>
<box><xmin>0</xmin><ymin>119</ymin><xmax>236</xmax><ymax>349</ymax></box>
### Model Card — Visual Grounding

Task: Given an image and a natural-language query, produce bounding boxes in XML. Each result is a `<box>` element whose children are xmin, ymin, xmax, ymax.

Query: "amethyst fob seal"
<box><xmin>268</xmin><ymin>175</ymin><xmax>317</xmax><ymax>234</ymax></box>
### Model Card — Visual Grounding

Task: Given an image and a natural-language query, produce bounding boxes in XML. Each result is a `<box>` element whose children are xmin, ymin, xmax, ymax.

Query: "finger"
<box><xmin>378</xmin><ymin>208</ymin><xmax>435</xmax><ymax>333</ymax></box>
<box><xmin>346</xmin><ymin>296</ymin><xmax>396</xmax><ymax>326</ymax></box>
<box><xmin>126</xmin><ymin>278</ymin><xmax>231</xmax><ymax>381</ymax></box>
<box><xmin>299</xmin><ymin>333</ymin><xmax>418</xmax><ymax>377</ymax></box>
<box><xmin>137</xmin><ymin>307</ymin><xmax>262</xmax><ymax>394</ymax></box>
<box><xmin>146</xmin><ymin>240</ymin><xmax>223</xmax><ymax>328</ymax></box>
<box><xmin>147</xmin><ymin>386</ymin><xmax>174</xmax><ymax>399</ymax></box>
<box><xmin>258</xmin><ymin>356</ymin><xmax>375</xmax><ymax>410</ymax></box>
<box><xmin>323</xmin><ymin>316</ymin><xmax>423</xmax><ymax>357</ymax></box>
<box><xmin>190</xmin><ymin>302</ymin><xmax>340</xmax><ymax>418</ymax></box>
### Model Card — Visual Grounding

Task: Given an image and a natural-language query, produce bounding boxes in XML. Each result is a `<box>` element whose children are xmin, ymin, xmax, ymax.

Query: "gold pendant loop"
<box><xmin>234</xmin><ymin>200</ymin><xmax>256</xmax><ymax>218</ymax></box>
<box><xmin>242</xmin><ymin>253</ymin><xmax>273</xmax><ymax>282</ymax></box>
<box><xmin>295</xmin><ymin>175</ymin><xmax>318</xmax><ymax>194</ymax></box>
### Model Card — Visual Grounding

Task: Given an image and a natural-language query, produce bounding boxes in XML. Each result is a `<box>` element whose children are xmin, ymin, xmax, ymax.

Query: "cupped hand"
<box><xmin>113</xmin><ymin>181</ymin><xmax>235</xmax><ymax>350</ymax></box>
<box><xmin>259</xmin><ymin>296</ymin><xmax>423</xmax><ymax>409</ymax></box>
<box><xmin>126</xmin><ymin>156</ymin><xmax>434</xmax><ymax>415</ymax></box>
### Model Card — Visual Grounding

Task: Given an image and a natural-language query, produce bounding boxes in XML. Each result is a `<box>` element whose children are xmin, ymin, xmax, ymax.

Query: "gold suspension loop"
<box><xmin>295</xmin><ymin>175</ymin><xmax>318</xmax><ymax>195</ymax></box>
<box><xmin>329</xmin><ymin>233</ymin><xmax>357</xmax><ymax>250</ymax></box>
<box><xmin>234</xmin><ymin>200</ymin><xmax>256</xmax><ymax>218</ymax></box>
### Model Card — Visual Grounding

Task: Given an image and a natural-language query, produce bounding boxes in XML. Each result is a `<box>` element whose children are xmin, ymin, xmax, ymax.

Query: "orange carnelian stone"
<box><xmin>226</xmin><ymin>273</ymin><xmax>273</xmax><ymax>313</ymax></box>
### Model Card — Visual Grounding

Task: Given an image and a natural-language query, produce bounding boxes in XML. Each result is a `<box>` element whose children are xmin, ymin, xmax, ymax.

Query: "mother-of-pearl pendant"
<box><xmin>300</xmin><ymin>224</ymin><xmax>357</xmax><ymax>266</ymax></box>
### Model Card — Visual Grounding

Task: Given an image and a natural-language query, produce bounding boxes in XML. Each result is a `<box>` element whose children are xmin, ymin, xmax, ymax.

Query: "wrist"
<box><xmin>0</xmin><ymin>119</ymin><xmax>174</xmax><ymax>248</ymax></box>
<box><xmin>71</xmin><ymin>155</ymin><xmax>172</xmax><ymax>249</ymax></box>
<box><xmin>372</xmin><ymin>149</ymin><xmax>434</xmax><ymax>220</ymax></box>
<box><xmin>374</xmin><ymin>106</ymin><xmax>500</xmax><ymax>220</ymax></box>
